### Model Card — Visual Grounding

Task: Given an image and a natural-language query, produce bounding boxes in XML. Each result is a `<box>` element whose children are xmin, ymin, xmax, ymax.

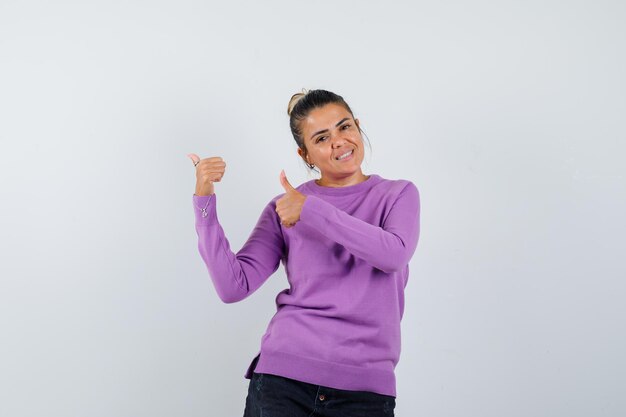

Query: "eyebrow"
<box><xmin>310</xmin><ymin>117</ymin><xmax>351</xmax><ymax>141</ymax></box>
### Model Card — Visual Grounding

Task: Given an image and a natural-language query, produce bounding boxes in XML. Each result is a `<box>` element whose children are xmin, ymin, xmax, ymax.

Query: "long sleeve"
<box><xmin>297</xmin><ymin>182</ymin><xmax>420</xmax><ymax>273</ymax></box>
<box><xmin>193</xmin><ymin>194</ymin><xmax>285</xmax><ymax>303</ymax></box>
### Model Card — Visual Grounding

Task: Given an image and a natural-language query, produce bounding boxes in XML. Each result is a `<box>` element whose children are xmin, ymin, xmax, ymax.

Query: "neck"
<box><xmin>315</xmin><ymin>172</ymin><xmax>369</xmax><ymax>188</ymax></box>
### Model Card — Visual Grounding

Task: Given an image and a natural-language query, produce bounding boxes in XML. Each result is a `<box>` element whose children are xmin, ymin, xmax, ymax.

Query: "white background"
<box><xmin>1</xmin><ymin>1</ymin><xmax>624</xmax><ymax>416</ymax></box>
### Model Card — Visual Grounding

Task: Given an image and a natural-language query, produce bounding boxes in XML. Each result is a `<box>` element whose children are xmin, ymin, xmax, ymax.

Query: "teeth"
<box><xmin>336</xmin><ymin>150</ymin><xmax>353</xmax><ymax>160</ymax></box>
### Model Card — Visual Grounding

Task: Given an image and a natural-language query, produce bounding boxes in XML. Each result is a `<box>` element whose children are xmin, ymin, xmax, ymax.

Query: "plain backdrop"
<box><xmin>1</xmin><ymin>1</ymin><xmax>625</xmax><ymax>416</ymax></box>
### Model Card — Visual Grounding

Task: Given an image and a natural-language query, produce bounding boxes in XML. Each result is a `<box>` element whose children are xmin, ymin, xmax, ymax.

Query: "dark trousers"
<box><xmin>243</xmin><ymin>372</ymin><xmax>396</xmax><ymax>417</ymax></box>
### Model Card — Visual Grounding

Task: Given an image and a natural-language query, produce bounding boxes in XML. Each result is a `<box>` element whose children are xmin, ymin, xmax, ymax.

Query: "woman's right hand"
<box><xmin>187</xmin><ymin>153</ymin><xmax>226</xmax><ymax>196</ymax></box>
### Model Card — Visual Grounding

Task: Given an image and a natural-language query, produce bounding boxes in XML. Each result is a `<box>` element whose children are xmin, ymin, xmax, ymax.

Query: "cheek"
<box><xmin>311</xmin><ymin>149</ymin><xmax>330</xmax><ymax>162</ymax></box>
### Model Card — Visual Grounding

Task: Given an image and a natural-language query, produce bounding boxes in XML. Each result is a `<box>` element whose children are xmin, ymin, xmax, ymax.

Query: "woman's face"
<box><xmin>297</xmin><ymin>102</ymin><xmax>365</xmax><ymax>183</ymax></box>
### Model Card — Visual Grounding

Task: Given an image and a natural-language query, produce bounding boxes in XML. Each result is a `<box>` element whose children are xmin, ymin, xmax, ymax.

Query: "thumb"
<box><xmin>187</xmin><ymin>153</ymin><xmax>200</xmax><ymax>166</ymax></box>
<box><xmin>280</xmin><ymin>169</ymin><xmax>296</xmax><ymax>193</ymax></box>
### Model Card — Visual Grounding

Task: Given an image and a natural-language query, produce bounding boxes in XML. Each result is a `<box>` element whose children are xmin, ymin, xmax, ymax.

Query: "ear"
<box><xmin>355</xmin><ymin>118</ymin><xmax>360</xmax><ymax>128</ymax></box>
<box><xmin>297</xmin><ymin>147</ymin><xmax>310</xmax><ymax>162</ymax></box>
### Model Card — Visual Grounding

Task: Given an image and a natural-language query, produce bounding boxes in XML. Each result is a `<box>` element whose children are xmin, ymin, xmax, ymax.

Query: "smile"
<box><xmin>335</xmin><ymin>149</ymin><xmax>354</xmax><ymax>161</ymax></box>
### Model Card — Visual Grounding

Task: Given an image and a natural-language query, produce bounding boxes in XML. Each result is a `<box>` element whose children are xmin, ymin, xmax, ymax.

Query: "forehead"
<box><xmin>301</xmin><ymin>103</ymin><xmax>352</xmax><ymax>131</ymax></box>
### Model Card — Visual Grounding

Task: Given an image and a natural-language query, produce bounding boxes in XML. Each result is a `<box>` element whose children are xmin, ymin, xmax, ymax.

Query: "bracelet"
<box><xmin>194</xmin><ymin>194</ymin><xmax>213</xmax><ymax>218</ymax></box>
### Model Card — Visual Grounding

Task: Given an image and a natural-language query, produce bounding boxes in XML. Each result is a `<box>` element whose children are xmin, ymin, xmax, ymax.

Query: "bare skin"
<box><xmin>297</xmin><ymin>102</ymin><xmax>369</xmax><ymax>188</ymax></box>
<box><xmin>275</xmin><ymin>169</ymin><xmax>307</xmax><ymax>228</ymax></box>
<box><xmin>186</xmin><ymin>154</ymin><xmax>225</xmax><ymax>196</ymax></box>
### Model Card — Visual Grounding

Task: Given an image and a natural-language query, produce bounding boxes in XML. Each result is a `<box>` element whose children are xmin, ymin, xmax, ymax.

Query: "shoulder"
<box><xmin>374</xmin><ymin>175</ymin><xmax>419</xmax><ymax>198</ymax></box>
<box><xmin>373</xmin><ymin>177</ymin><xmax>420</xmax><ymax>220</ymax></box>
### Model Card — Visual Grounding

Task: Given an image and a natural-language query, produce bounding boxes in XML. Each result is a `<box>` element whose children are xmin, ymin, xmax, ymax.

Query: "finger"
<box><xmin>201</xmin><ymin>164</ymin><xmax>226</xmax><ymax>172</ymax></box>
<box><xmin>187</xmin><ymin>153</ymin><xmax>201</xmax><ymax>166</ymax></box>
<box><xmin>207</xmin><ymin>173</ymin><xmax>222</xmax><ymax>182</ymax></box>
<box><xmin>280</xmin><ymin>169</ymin><xmax>295</xmax><ymax>193</ymax></box>
<box><xmin>188</xmin><ymin>155</ymin><xmax>225</xmax><ymax>167</ymax></box>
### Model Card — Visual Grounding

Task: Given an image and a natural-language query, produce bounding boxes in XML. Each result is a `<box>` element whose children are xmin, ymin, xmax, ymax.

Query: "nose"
<box><xmin>331</xmin><ymin>134</ymin><xmax>347</xmax><ymax>148</ymax></box>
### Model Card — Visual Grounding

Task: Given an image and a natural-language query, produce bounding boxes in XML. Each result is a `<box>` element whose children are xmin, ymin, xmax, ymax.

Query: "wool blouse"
<box><xmin>192</xmin><ymin>174</ymin><xmax>420</xmax><ymax>397</ymax></box>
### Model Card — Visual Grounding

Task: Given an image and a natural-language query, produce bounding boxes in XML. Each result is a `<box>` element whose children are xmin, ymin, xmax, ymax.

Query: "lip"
<box><xmin>335</xmin><ymin>149</ymin><xmax>354</xmax><ymax>162</ymax></box>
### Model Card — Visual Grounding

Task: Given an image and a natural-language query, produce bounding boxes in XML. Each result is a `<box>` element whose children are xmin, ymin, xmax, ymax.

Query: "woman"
<box><xmin>187</xmin><ymin>89</ymin><xmax>420</xmax><ymax>417</ymax></box>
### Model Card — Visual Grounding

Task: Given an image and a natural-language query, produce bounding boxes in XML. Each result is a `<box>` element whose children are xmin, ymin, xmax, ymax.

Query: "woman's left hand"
<box><xmin>276</xmin><ymin>170</ymin><xmax>307</xmax><ymax>228</ymax></box>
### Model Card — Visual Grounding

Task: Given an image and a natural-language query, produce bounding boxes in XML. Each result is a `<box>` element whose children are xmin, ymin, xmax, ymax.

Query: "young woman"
<box><xmin>187</xmin><ymin>89</ymin><xmax>420</xmax><ymax>417</ymax></box>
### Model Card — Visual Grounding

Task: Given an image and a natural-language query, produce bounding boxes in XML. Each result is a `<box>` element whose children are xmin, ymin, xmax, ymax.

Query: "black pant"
<box><xmin>243</xmin><ymin>372</ymin><xmax>396</xmax><ymax>417</ymax></box>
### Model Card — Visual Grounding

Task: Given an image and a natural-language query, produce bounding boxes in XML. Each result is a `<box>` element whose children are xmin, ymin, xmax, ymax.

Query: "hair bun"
<box><xmin>287</xmin><ymin>88</ymin><xmax>309</xmax><ymax>116</ymax></box>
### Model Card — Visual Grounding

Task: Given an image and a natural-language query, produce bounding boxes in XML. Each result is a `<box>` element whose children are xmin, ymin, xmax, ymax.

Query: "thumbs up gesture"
<box><xmin>276</xmin><ymin>170</ymin><xmax>307</xmax><ymax>228</ymax></box>
<box><xmin>187</xmin><ymin>153</ymin><xmax>226</xmax><ymax>196</ymax></box>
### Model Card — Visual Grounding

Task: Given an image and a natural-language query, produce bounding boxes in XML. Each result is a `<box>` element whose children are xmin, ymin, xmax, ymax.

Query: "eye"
<box><xmin>316</xmin><ymin>136</ymin><xmax>327</xmax><ymax>143</ymax></box>
<box><xmin>341</xmin><ymin>124</ymin><xmax>351</xmax><ymax>130</ymax></box>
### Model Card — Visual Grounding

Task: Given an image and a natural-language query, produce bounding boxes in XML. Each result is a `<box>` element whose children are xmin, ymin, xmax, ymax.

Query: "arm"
<box><xmin>297</xmin><ymin>182</ymin><xmax>420</xmax><ymax>273</ymax></box>
<box><xmin>193</xmin><ymin>194</ymin><xmax>285</xmax><ymax>303</ymax></box>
